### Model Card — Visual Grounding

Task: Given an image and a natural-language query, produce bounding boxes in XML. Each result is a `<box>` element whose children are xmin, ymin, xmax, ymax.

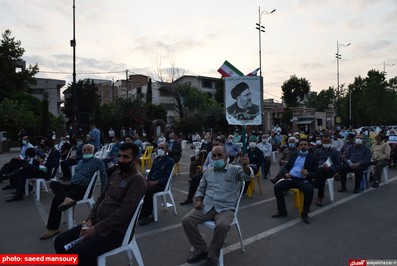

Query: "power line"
<box><xmin>39</xmin><ymin>70</ymin><xmax>126</xmax><ymax>75</ymax></box>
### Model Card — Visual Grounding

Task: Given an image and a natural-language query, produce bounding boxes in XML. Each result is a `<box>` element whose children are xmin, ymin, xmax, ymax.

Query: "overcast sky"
<box><xmin>1</xmin><ymin>0</ymin><xmax>397</xmax><ymax>101</ymax></box>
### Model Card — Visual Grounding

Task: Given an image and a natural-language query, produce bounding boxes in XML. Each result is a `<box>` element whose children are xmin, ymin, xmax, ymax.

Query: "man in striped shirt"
<box><xmin>40</xmin><ymin>144</ymin><xmax>108</xmax><ymax>240</ymax></box>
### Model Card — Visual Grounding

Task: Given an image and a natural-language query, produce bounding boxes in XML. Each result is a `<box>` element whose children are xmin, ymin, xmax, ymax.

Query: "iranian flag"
<box><xmin>217</xmin><ymin>60</ymin><xmax>244</xmax><ymax>77</ymax></box>
<box><xmin>323</xmin><ymin>157</ymin><xmax>333</xmax><ymax>168</ymax></box>
<box><xmin>246</xmin><ymin>68</ymin><xmax>260</xmax><ymax>76</ymax></box>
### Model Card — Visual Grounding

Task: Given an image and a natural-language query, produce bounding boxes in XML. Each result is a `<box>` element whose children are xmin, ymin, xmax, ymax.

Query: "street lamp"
<box><xmin>335</xmin><ymin>40</ymin><xmax>350</xmax><ymax>125</ymax></box>
<box><xmin>256</xmin><ymin>7</ymin><xmax>275</xmax><ymax>77</ymax></box>
<box><xmin>70</xmin><ymin>0</ymin><xmax>77</xmax><ymax>123</ymax></box>
<box><xmin>383</xmin><ymin>61</ymin><xmax>396</xmax><ymax>76</ymax></box>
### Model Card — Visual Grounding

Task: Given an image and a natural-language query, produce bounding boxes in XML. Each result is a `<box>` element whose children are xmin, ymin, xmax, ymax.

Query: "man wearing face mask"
<box><xmin>225</xmin><ymin>135</ymin><xmax>241</xmax><ymax>163</ymax></box>
<box><xmin>314</xmin><ymin>135</ymin><xmax>341</xmax><ymax>206</ymax></box>
<box><xmin>54</xmin><ymin>143</ymin><xmax>146</xmax><ymax>266</ymax></box>
<box><xmin>244</xmin><ymin>136</ymin><xmax>264</xmax><ymax>195</ymax></box>
<box><xmin>272</xmin><ymin>138</ymin><xmax>318</xmax><ymax>224</ymax></box>
<box><xmin>370</xmin><ymin>134</ymin><xmax>390</xmax><ymax>188</ymax></box>
<box><xmin>6</xmin><ymin>139</ymin><xmax>61</xmax><ymax>202</ymax></box>
<box><xmin>0</xmin><ymin>135</ymin><xmax>34</xmax><ymax>184</ymax></box>
<box><xmin>338</xmin><ymin>134</ymin><xmax>371</xmax><ymax>193</ymax></box>
<box><xmin>257</xmin><ymin>134</ymin><xmax>272</xmax><ymax>179</ymax></box>
<box><xmin>40</xmin><ymin>144</ymin><xmax>108</xmax><ymax>240</ymax></box>
<box><xmin>59</xmin><ymin>136</ymin><xmax>84</xmax><ymax>181</ymax></box>
<box><xmin>138</xmin><ymin>142</ymin><xmax>175</xmax><ymax>226</ymax></box>
<box><xmin>166</xmin><ymin>132</ymin><xmax>182</xmax><ymax>164</ymax></box>
<box><xmin>182</xmin><ymin>145</ymin><xmax>253</xmax><ymax>266</ymax></box>
<box><xmin>271</xmin><ymin>137</ymin><xmax>299</xmax><ymax>184</ymax></box>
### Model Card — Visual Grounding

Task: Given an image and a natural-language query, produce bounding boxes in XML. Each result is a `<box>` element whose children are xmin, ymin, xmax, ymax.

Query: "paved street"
<box><xmin>1</xmin><ymin>146</ymin><xmax>396</xmax><ymax>266</ymax></box>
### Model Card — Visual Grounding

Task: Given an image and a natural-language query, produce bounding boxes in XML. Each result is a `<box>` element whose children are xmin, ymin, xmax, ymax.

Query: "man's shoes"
<box><xmin>6</xmin><ymin>195</ymin><xmax>23</xmax><ymax>202</ymax></box>
<box><xmin>301</xmin><ymin>213</ymin><xmax>311</xmax><ymax>224</ymax></box>
<box><xmin>369</xmin><ymin>173</ymin><xmax>374</xmax><ymax>182</ymax></box>
<box><xmin>180</xmin><ymin>199</ymin><xmax>193</xmax><ymax>205</ymax></box>
<box><xmin>270</xmin><ymin>178</ymin><xmax>276</xmax><ymax>184</ymax></box>
<box><xmin>338</xmin><ymin>186</ymin><xmax>347</xmax><ymax>192</ymax></box>
<box><xmin>2</xmin><ymin>185</ymin><xmax>15</xmax><ymax>190</ymax></box>
<box><xmin>40</xmin><ymin>230</ymin><xmax>60</xmax><ymax>240</ymax></box>
<box><xmin>59</xmin><ymin>176</ymin><xmax>71</xmax><ymax>181</ymax></box>
<box><xmin>187</xmin><ymin>251</ymin><xmax>208</xmax><ymax>263</ymax></box>
<box><xmin>57</xmin><ymin>199</ymin><xmax>76</xmax><ymax>212</ymax></box>
<box><xmin>206</xmin><ymin>257</ymin><xmax>217</xmax><ymax>266</ymax></box>
<box><xmin>315</xmin><ymin>198</ymin><xmax>324</xmax><ymax>207</ymax></box>
<box><xmin>138</xmin><ymin>216</ymin><xmax>154</xmax><ymax>226</ymax></box>
<box><xmin>372</xmin><ymin>181</ymin><xmax>379</xmax><ymax>188</ymax></box>
<box><xmin>272</xmin><ymin>211</ymin><xmax>287</xmax><ymax>218</ymax></box>
<box><xmin>353</xmin><ymin>189</ymin><xmax>360</xmax><ymax>194</ymax></box>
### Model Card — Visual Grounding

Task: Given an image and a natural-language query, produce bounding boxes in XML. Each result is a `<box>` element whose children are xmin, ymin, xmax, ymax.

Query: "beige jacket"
<box><xmin>371</xmin><ymin>141</ymin><xmax>391</xmax><ymax>161</ymax></box>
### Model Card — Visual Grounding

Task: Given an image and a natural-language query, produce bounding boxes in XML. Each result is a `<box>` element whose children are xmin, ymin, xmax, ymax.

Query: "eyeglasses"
<box><xmin>211</xmin><ymin>153</ymin><xmax>224</xmax><ymax>159</ymax></box>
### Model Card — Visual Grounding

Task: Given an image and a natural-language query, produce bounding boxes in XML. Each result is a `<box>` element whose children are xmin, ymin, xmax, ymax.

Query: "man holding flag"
<box><xmin>314</xmin><ymin>134</ymin><xmax>341</xmax><ymax>206</ymax></box>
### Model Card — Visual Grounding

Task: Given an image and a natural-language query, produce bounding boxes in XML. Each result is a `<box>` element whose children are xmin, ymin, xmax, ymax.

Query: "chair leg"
<box><xmin>235</xmin><ymin>223</ymin><xmax>245</xmax><ymax>252</ymax></box>
<box><xmin>130</xmin><ymin>238</ymin><xmax>144</xmax><ymax>266</ymax></box>
<box><xmin>326</xmin><ymin>178</ymin><xmax>334</xmax><ymax>203</ymax></box>
<box><xmin>153</xmin><ymin>196</ymin><xmax>158</xmax><ymax>222</ymax></box>
<box><xmin>383</xmin><ymin>166</ymin><xmax>389</xmax><ymax>184</ymax></box>
<box><xmin>168</xmin><ymin>192</ymin><xmax>177</xmax><ymax>216</ymax></box>
<box><xmin>256</xmin><ymin>175</ymin><xmax>262</xmax><ymax>194</ymax></box>
<box><xmin>218</xmin><ymin>247</ymin><xmax>224</xmax><ymax>266</ymax></box>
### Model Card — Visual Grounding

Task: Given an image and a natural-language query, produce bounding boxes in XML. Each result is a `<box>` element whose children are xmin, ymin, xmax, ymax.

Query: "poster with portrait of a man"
<box><xmin>225</xmin><ymin>76</ymin><xmax>263</xmax><ymax>125</ymax></box>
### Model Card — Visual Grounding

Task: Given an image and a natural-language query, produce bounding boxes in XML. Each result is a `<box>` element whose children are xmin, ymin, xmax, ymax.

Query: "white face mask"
<box><xmin>249</xmin><ymin>142</ymin><xmax>257</xmax><ymax>149</ymax></box>
<box><xmin>157</xmin><ymin>149</ymin><xmax>165</xmax><ymax>157</ymax></box>
<box><xmin>355</xmin><ymin>139</ymin><xmax>363</xmax><ymax>145</ymax></box>
<box><xmin>323</xmin><ymin>144</ymin><xmax>331</xmax><ymax>149</ymax></box>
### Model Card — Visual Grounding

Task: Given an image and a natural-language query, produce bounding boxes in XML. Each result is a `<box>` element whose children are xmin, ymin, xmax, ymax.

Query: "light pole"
<box><xmin>256</xmin><ymin>7</ymin><xmax>275</xmax><ymax>77</ymax></box>
<box><xmin>70</xmin><ymin>0</ymin><xmax>77</xmax><ymax>123</ymax></box>
<box><xmin>335</xmin><ymin>40</ymin><xmax>350</xmax><ymax>125</ymax></box>
<box><xmin>383</xmin><ymin>61</ymin><xmax>396</xmax><ymax>76</ymax></box>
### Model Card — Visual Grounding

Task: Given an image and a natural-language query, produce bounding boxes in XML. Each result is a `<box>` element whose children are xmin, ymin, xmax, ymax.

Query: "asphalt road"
<box><xmin>1</xmin><ymin>146</ymin><xmax>396</xmax><ymax>266</ymax></box>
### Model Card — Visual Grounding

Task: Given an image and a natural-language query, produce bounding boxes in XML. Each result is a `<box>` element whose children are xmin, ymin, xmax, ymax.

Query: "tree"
<box><xmin>0</xmin><ymin>30</ymin><xmax>39</xmax><ymax>100</ymax></box>
<box><xmin>281</xmin><ymin>75</ymin><xmax>311</xmax><ymax>108</ymax></box>
<box><xmin>146</xmin><ymin>78</ymin><xmax>152</xmax><ymax>104</ymax></box>
<box><xmin>63</xmin><ymin>79</ymin><xmax>101</xmax><ymax>127</ymax></box>
<box><xmin>307</xmin><ymin>87</ymin><xmax>336</xmax><ymax>111</ymax></box>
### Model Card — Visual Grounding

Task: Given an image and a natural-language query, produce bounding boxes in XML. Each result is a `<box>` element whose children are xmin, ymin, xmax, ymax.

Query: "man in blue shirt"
<box><xmin>88</xmin><ymin>123</ymin><xmax>101</xmax><ymax>152</ymax></box>
<box><xmin>272</xmin><ymin>138</ymin><xmax>318</xmax><ymax>224</ymax></box>
<box><xmin>338</xmin><ymin>134</ymin><xmax>371</xmax><ymax>193</ymax></box>
<box><xmin>138</xmin><ymin>142</ymin><xmax>174</xmax><ymax>226</ymax></box>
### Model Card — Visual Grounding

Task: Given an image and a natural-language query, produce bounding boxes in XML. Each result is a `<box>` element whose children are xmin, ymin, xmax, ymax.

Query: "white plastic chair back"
<box><xmin>152</xmin><ymin>166</ymin><xmax>177</xmax><ymax>221</ymax></box>
<box><xmin>97</xmin><ymin>199</ymin><xmax>144</xmax><ymax>266</ymax></box>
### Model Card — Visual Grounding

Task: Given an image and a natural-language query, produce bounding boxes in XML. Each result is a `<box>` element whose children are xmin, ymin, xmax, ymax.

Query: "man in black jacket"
<box><xmin>271</xmin><ymin>138</ymin><xmax>318</xmax><ymax>224</ymax></box>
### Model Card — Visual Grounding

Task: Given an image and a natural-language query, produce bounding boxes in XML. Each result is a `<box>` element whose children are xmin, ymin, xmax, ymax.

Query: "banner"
<box><xmin>225</xmin><ymin>76</ymin><xmax>262</xmax><ymax>125</ymax></box>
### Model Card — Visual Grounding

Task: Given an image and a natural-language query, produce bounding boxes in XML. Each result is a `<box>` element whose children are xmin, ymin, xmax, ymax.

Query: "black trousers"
<box><xmin>274</xmin><ymin>177</ymin><xmax>314</xmax><ymax>215</ymax></box>
<box><xmin>185</xmin><ymin>173</ymin><xmax>203</xmax><ymax>202</ymax></box>
<box><xmin>46</xmin><ymin>182</ymin><xmax>86</xmax><ymax>230</ymax></box>
<box><xmin>315</xmin><ymin>167</ymin><xmax>334</xmax><ymax>198</ymax></box>
<box><xmin>15</xmin><ymin>164</ymin><xmax>50</xmax><ymax>197</ymax></box>
<box><xmin>339</xmin><ymin>164</ymin><xmax>366</xmax><ymax>190</ymax></box>
<box><xmin>54</xmin><ymin>224</ymin><xmax>124</xmax><ymax>266</ymax></box>
<box><xmin>140</xmin><ymin>183</ymin><xmax>165</xmax><ymax>218</ymax></box>
<box><xmin>61</xmin><ymin>158</ymin><xmax>77</xmax><ymax>179</ymax></box>
<box><xmin>0</xmin><ymin>158</ymin><xmax>26</xmax><ymax>176</ymax></box>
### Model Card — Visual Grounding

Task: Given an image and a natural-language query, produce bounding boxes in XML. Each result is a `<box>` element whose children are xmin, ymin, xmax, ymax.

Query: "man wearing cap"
<box><xmin>227</xmin><ymin>82</ymin><xmax>260</xmax><ymax>121</ymax></box>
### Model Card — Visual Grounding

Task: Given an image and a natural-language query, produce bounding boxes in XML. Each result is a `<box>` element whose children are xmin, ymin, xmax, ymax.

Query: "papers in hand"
<box><xmin>322</xmin><ymin>157</ymin><xmax>333</xmax><ymax>168</ymax></box>
<box><xmin>39</xmin><ymin>165</ymin><xmax>48</xmax><ymax>172</ymax></box>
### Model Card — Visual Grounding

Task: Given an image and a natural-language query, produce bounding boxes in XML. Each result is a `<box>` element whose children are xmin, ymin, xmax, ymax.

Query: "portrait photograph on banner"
<box><xmin>225</xmin><ymin>76</ymin><xmax>263</xmax><ymax>125</ymax></box>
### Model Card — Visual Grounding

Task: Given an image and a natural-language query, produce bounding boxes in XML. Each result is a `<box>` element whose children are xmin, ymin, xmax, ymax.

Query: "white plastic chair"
<box><xmin>153</xmin><ymin>166</ymin><xmax>177</xmax><ymax>222</ymax></box>
<box><xmin>383</xmin><ymin>165</ymin><xmax>389</xmax><ymax>184</ymax></box>
<box><xmin>66</xmin><ymin>171</ymin><xmax>99</xmax><ymax>229</ymax></box>
<box><xmin>326</xmin><ymin>178</ymin><xmax>335</xmax><ymax>203</ymax></box>
<box><xmin>194</xmin><ymin>181</ymin><xmax>246</xmax><ymax>266</ymax></box>
<box><xmin>25</xmin><ymin>165</ymin><xmax>59</xmax><ymax>201</ymax></box>
<box><xmin>97</xmin><ymin>199</ymin><xmax>144</xmax><ymax>266</ymax></box>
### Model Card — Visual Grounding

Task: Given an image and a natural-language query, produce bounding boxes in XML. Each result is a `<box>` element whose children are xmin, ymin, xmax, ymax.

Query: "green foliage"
<box><xmin>146</xmin><ymin>78</ymin><xmax>152</xmax><ymax>103</ymax></box>
<box><xmin>63</xmin><ymin>79</ymin><xmax>102</xmax><ymax>125</ymax></box>
<box><xmin>0</xmin><ymin>30</ymin><xmax>38</xmax><ymax>100</ymax></box>
<box><xmin>281</xmin><ymin>75</ymin><xmax>311</xmax><ymax>108</ymax></box>
<box><xmin>307</xmin><ymin>87</ymin><xmax>336</xmax><ymax>111</ymax></box>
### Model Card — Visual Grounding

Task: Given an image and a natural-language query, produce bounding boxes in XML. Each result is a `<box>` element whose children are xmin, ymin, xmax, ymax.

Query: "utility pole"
<box><xmin>71</xmin><ymin>0</ymin><xmax>77</xmax><ymax>123</ymax></box>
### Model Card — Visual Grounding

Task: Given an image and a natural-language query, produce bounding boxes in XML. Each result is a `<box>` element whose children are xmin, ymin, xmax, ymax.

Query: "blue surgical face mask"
<box><xmin>288</xmin><ymin>143</ymin><xmax>296</xmax><ymax>149</ymax></box>
<box><xmin>213</xmin><ymin>159</ymin><xmax>225</xmax><ymax>169</ymax></box>
<box><xmin>299</xmin><ymin>150</ymin><xmax>308</xmax><ymax>156</ymax></box>
<box><xmin>22</xmin><ymin>140</ymin><xmax>28</xmax><ymax>145</ymax></box>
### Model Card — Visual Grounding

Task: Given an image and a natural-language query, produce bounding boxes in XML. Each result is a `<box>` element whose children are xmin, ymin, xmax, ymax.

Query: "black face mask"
<box><xmin>118</xmin><ymin>161</ymin><xmax>133</xmax><ymax>173</ymax></box>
